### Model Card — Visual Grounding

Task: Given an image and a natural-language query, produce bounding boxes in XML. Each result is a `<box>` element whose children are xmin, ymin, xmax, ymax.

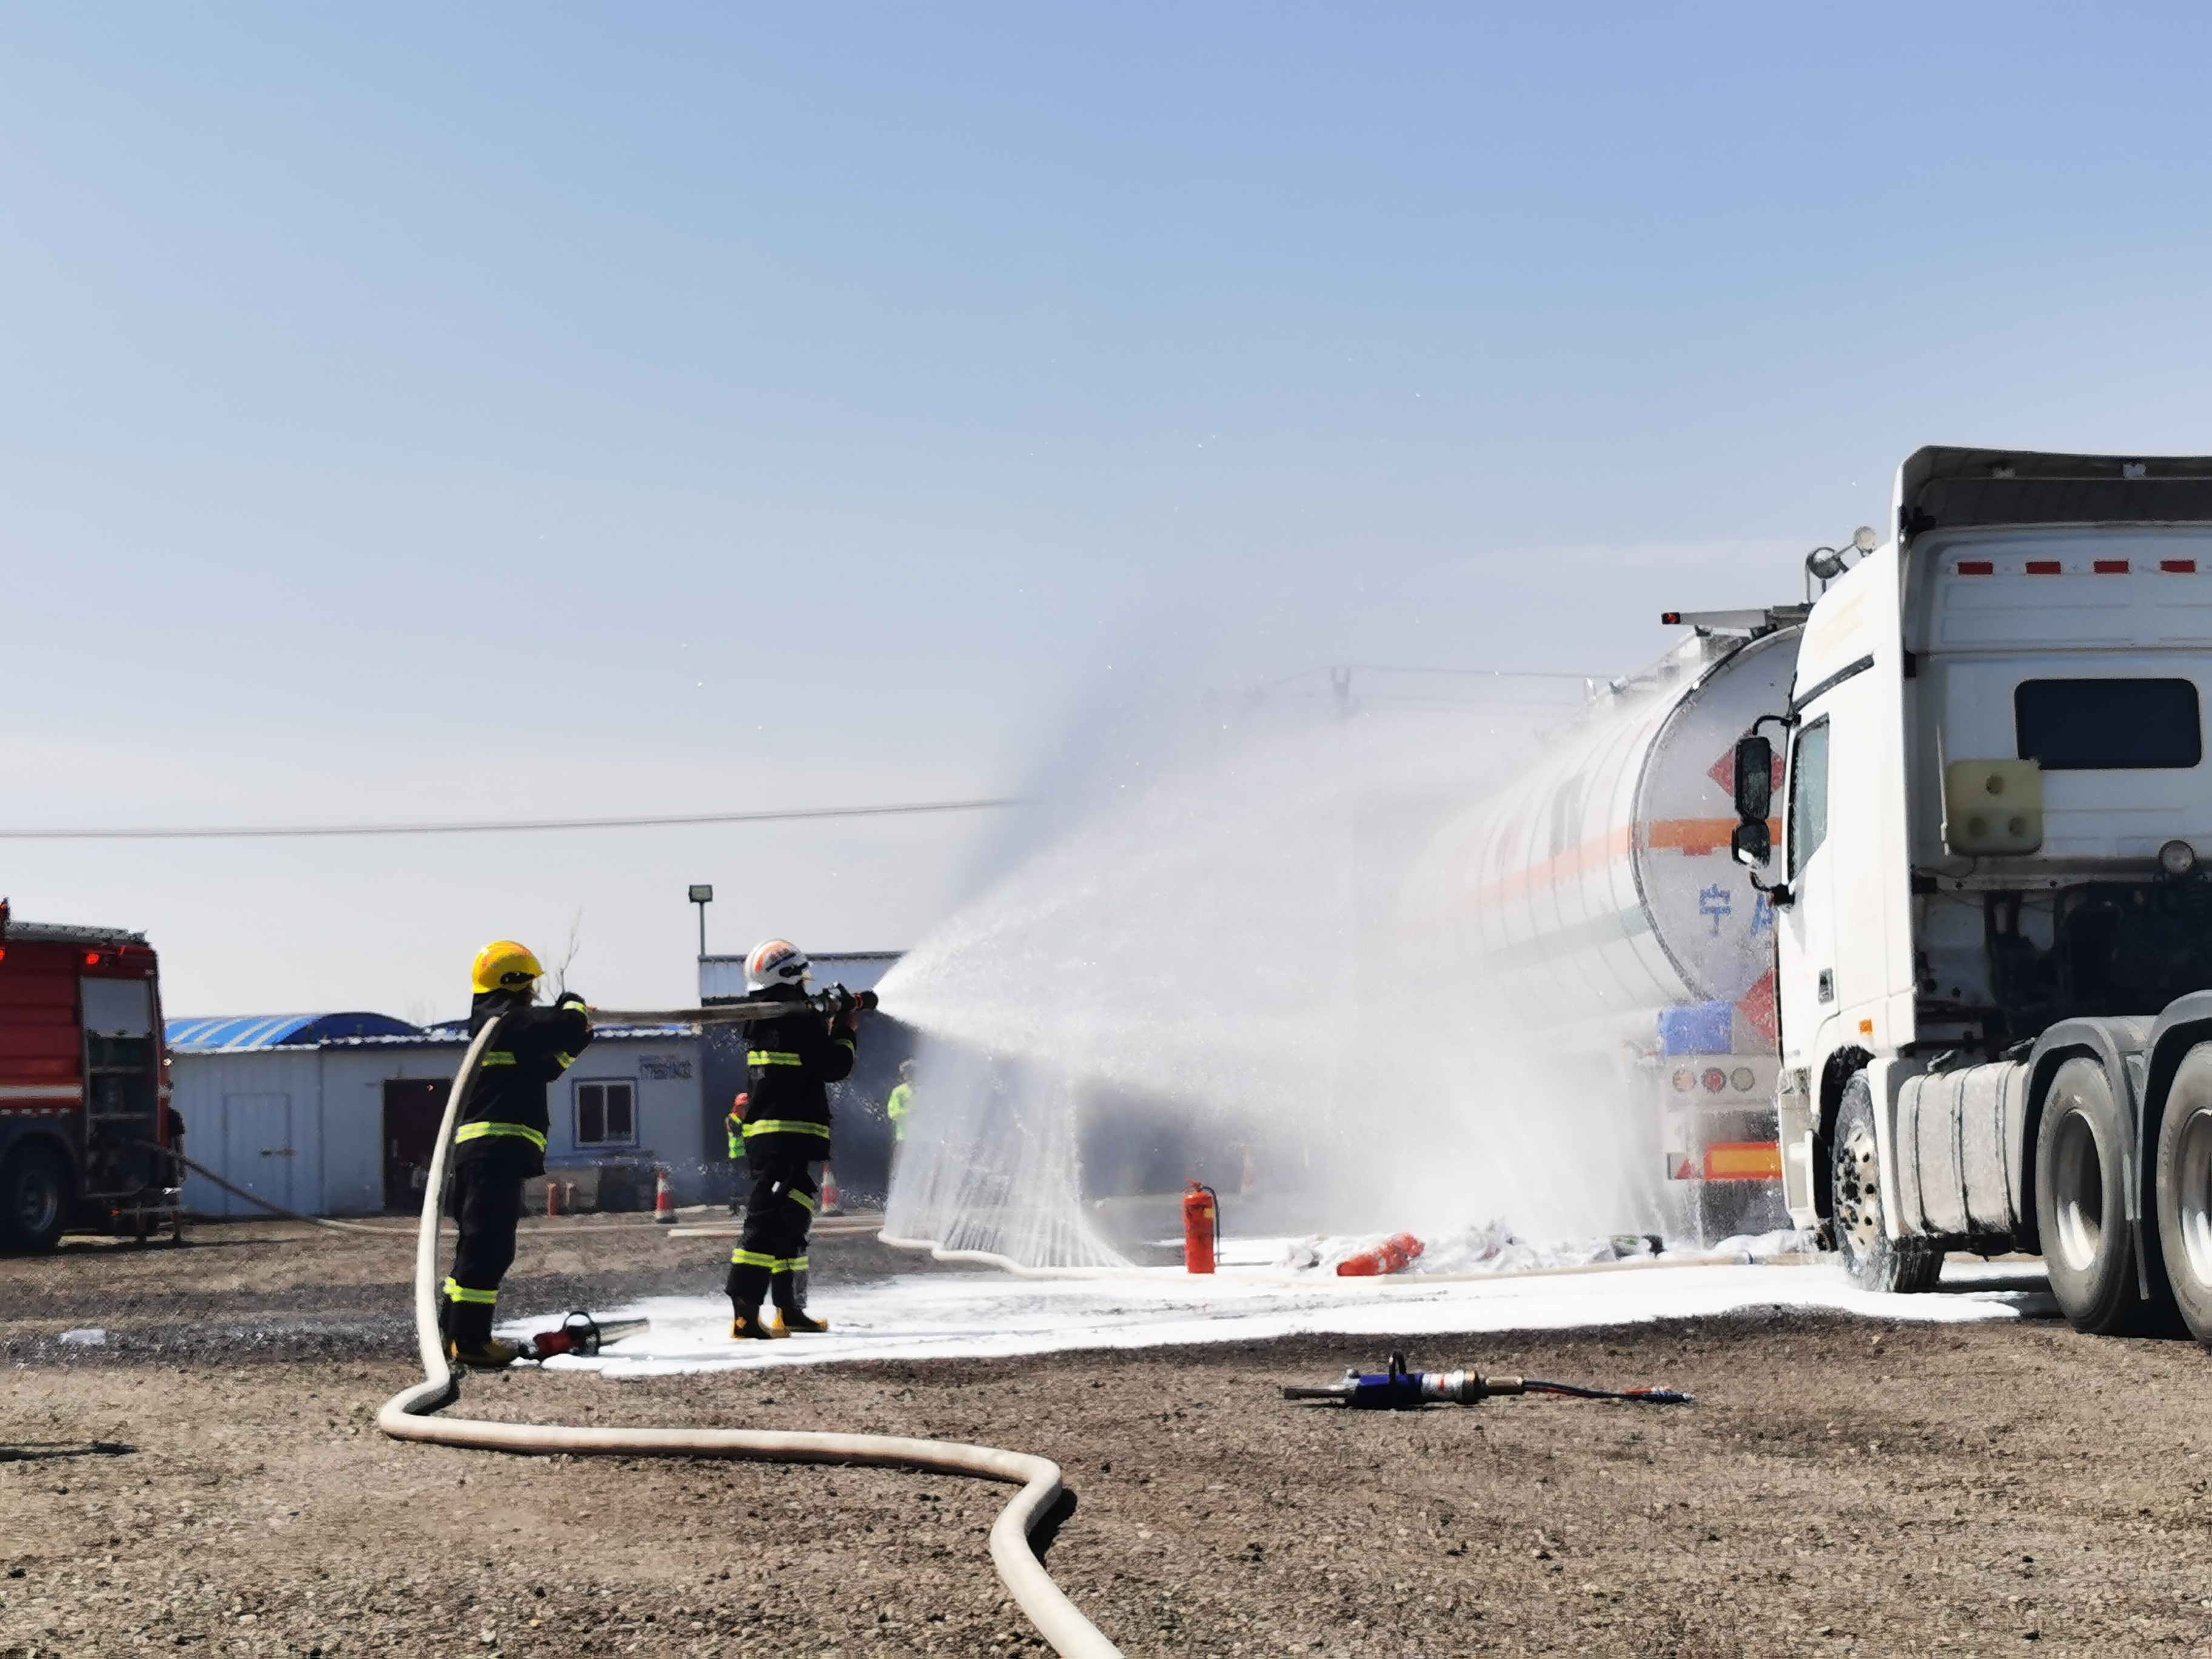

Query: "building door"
<box><xmin>383</xmin><ymin>1079</ymin><xmax>447</xmax><ymax>1213</ymax></box>
<box><xmin>221</xmin><ymin>1092</ymin><xmax>295</xmax><ymax>1216</ymax></box>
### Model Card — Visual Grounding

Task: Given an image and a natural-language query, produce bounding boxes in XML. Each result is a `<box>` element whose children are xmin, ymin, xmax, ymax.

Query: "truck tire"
<box><xmin>2155</xmin><ymin>1042</ymin><xmax>2212</xmax><ymax>1347</ymax></box>
<box><xmin>1830</xmin><ymin>1073</ymin><xmax>1943</xmax><ymax>1293</ymax></box>
<box><xmin>0</xmin><ymin>1144</ymin><xmax>70</xmax><ymax>1254</ymax></box>
<box><xmin>2036</xmin><ymin>1055</ymin><xmax>2160</xmax><ymax>1335</ymax></box>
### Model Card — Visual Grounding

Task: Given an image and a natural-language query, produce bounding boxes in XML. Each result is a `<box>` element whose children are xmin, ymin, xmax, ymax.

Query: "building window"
<box><xmin>575</xmin><ymin>1081</ymin><xmax>637</xmax><ymax>1147</ymax></box>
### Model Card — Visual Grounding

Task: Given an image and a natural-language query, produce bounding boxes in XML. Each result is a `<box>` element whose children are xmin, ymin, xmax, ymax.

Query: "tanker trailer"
<box><xmin>1407</xmin><ymin>607</ymin><xmax>1803</xmax><ymax>1242</ymax></box>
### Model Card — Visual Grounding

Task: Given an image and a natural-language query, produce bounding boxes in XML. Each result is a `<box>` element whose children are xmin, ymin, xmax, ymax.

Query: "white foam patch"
<box><xmin>514</xmin><ymin>1253</ymin><xmax>2057</xmax><ymax>1379</ymax></box>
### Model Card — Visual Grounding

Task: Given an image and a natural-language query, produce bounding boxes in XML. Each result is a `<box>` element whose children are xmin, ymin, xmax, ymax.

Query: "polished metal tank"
<box><xmin>1412</xmin><ymin>623</ymin><xmax>1801</xmax><ymax>1030</ymax></box>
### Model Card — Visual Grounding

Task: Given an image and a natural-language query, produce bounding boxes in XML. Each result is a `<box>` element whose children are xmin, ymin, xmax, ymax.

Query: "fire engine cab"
<box><xmin>0</xmin><ymin>900</ymin><xmax>175</xmax><ymax>1251</ymax></box>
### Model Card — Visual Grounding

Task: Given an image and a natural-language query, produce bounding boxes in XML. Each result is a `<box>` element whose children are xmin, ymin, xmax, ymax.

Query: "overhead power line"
<box><xmin>0</xmin><ymin>796</ymin><xmax>1018</xmax><ymax>842</ymax></box>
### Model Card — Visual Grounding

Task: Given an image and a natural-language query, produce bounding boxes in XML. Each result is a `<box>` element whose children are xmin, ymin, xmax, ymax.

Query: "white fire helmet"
<box><xmin>745</xmin><ymin>939</ymin><xmax>811</xmax><ymax>993</ymax></box>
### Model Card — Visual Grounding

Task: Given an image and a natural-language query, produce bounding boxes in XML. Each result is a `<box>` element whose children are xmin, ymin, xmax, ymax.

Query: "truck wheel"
<box><xmin>2155</xmin><ymin>1042</ymin><xmax>2212</xmax><ymax>1346</ymax></box>
<box><xmin>2036</xmin><ymin>1056</ymin><xmax>2159</xmax><ymax>1335</ymax></box>
<box><xmin>1831</xmin><ymin>1073</ymin><xmax>1943</xmax><ymax>1292</ymax></box>
<box><xmin>0</xmin><ymin>1144</ymin><xmax>69</xmax><ymax>1253</ymax></box>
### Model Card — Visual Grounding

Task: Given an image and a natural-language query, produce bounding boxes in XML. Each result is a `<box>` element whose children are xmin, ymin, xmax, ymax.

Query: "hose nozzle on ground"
<box><xmin>1284</xmin><ymin>1351</ymin><xmax>1693</xmax><ymax>1409</ymax></box>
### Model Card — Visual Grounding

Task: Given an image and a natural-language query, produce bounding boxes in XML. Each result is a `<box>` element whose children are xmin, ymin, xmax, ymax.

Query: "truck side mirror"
<box><xmin>1733</xmin><ymin>735</ymin><xmax>1773</xmax><ymax>822</ymax></box>
<box><xmin>1731</xmin><ymin>820</ymin><xmax>1771</xmax><ymax>868</ymax></box>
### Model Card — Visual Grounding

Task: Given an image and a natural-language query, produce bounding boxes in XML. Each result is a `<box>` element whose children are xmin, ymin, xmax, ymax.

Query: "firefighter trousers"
<box><xmin>444</xmin><ymin>1158</ymin><xmax>526</xmax><ymax>1346</ymax></box>
<box><xmin>726</xmin><ymin>1150</ymin><xmax>817</xmax><ymax>1312</ymax></box>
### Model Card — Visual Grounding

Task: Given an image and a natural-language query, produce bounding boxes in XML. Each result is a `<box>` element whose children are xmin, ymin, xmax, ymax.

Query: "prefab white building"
<box><xmin>164</xmin><ymin>1012</ymin><xmax>707</xmax><ymax>1219</ymax></box>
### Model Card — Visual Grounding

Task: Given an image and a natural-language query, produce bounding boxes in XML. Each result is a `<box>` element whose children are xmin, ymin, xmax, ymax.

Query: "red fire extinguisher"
<box><xmin>1182</xmin><ymin>1182</ymin><xmax>1219</xmax><ymax>1275</ymax></box>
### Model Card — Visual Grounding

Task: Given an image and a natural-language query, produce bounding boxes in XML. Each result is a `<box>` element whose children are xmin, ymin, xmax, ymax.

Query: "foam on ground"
<box><xmin>515</xmin><ymin>1245</ymin><xmax>2057</xmax><ymax>1379</ymax></box>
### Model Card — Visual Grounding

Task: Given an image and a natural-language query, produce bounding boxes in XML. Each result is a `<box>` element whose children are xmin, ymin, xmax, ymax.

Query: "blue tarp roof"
<box><xmin>165</xmin><ymin>1012</ymin><xmax>424</xmax><ymax>1054</ymax></box>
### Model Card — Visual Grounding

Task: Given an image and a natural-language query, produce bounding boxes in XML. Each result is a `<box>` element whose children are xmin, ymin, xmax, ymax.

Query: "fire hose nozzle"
<box><xmin>1283</xmin><ymin>1352</ymin><xmax>1694</xmax><ymax>1410</ymax></box>
<box><xmin>1281</xmin><ymin>1353</ymin><xmax>1525</xmax><ymax>1410</ymax></box>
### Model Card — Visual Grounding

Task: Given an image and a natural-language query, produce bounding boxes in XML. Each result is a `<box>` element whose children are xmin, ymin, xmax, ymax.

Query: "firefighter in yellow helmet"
<box><xmin>442</xmin><ymin>940</ymin><xmax>594</xmax><ymax>1369</ymax></box>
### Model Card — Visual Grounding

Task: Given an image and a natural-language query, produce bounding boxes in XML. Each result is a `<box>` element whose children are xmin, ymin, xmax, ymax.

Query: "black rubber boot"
<box><xmin>444</xmin><ymin>1299</ymin><xmax>517</xmax><ymax>1369</ymax></box>
<box><xmin>730</xmin><ymin>1305</ymin><xmax>782</xmax><ymax>1341</ymax></box>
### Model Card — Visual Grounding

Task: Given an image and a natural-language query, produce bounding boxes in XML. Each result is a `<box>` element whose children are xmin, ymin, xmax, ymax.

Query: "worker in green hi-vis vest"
<box><xmin>885</xmin><ymin>1059</ymin><xmax>917</xmax><ymax>1145</ymax></box>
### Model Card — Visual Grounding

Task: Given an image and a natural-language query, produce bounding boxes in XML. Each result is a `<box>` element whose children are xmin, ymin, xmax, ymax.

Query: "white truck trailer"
<box><xmin>1724</xmin><ymin>446</ymin><xmax>2212</xmax><ymax>1339</ymax></box>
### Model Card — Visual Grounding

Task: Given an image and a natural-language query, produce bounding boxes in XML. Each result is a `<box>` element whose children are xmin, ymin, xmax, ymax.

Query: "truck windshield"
<box><xmin>1789</xmin><ymin>719</ymin><xmax>1830</xmax><ymax>880</ymax></box>
<box><xmin>2015</xmin><ymin>679</ymin><xmax>2202</xmax><ymax>770</ymax></box>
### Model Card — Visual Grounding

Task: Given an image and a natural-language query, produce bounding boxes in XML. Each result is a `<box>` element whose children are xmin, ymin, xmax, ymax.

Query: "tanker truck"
<box><xmin>1719</xmin><ymin>446</ymin><xmax>2212</xmax><ymax>1342</ymax></box>
<box><xmin>1413</xmin><ymin>605</ymin><xmax>1806</xmax><ymax>1242</ymax></box>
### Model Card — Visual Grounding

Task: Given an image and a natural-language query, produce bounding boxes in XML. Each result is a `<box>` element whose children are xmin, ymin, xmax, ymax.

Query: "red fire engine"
<box><xmin>0</xmin><ymin>901</ymin><xmax>176</xmax><ymax>1251</ymax></box>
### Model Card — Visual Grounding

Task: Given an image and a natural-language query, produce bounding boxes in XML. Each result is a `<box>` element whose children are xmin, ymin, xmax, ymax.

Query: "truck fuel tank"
<box><xmin>1894</xmin><ymin>1062</ymin><xmax>2031</xmax><ymax>1236</ymax></box>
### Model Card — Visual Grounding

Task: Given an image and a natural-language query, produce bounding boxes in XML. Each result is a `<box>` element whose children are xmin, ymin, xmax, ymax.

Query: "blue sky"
<box><xmin>5</xmin><ymin>4</ymin><xmax>2211</xmax><ymax>1014</ymax></box>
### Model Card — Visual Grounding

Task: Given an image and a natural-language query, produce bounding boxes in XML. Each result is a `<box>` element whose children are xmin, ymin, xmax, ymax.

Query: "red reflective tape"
<box><xmin>1956</xmin><ymin>560</ymin><xmax>1994</xmax><ymax>575</ymax></box>
<box><xmin>2094</xmin><ymin>560</ymin><xmax>2130</xmax><ymax>574</ymax></box>
<box><xmin>2025</xmin><ymin>560</ymin><xmax>2063</xmax><ymax>575</ymax></box>
<box><xmin>2163</xmin><ymin>559</ymin><xmax>2198</xmax><ymax>574</ymax></box>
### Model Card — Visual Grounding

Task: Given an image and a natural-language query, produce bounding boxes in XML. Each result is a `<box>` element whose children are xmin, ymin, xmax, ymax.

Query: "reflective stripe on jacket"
<box><xmin>740</xmin><ymin>987</ymin><xmax>856</xmax><ymax>1151</ymax></box>
<box><xmin>454</xmin><ymin>991</ymin><xmax>594</xmax><ymax>1178</ymax></box>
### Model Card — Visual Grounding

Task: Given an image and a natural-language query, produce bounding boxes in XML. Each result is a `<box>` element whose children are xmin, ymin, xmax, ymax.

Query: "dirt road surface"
<box><xmin>7</xmin><ymin>1216</ymin><xmax>2212</xmax><ymax>1656</ymax></box>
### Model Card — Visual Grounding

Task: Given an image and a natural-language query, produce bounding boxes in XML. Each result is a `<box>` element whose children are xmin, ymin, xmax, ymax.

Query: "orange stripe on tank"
<box><xmin>1465</xmin><ymin>817</ymin><xmax>1782</xmax><ymax>911</ymax></box>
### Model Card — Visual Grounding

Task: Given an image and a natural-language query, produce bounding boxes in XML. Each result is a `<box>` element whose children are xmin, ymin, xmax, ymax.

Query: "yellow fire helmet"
<box><xmin>471</xmin><ymin>940</ymin><xmax>545</xmax><ymax>996</ymax></box>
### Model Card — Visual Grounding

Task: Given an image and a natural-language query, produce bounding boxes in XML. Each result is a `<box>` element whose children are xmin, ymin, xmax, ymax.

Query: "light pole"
<box><xmin>688</xmin><ymin>885</ymin><xmax>713</xmax><ymax>958</ymax></box>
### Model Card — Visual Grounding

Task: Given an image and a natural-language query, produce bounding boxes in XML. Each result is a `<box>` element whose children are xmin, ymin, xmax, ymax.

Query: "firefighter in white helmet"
<box><xmin>725</xmin><ymin>939</ymin><xmax>859</xmax><ymax>1338</ymax></box>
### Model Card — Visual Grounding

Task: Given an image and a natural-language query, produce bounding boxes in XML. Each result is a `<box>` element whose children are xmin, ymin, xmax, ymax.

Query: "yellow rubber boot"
<box><xmin>729</xmin><ymin>1309</ymin><xmax>784</xmax><ymax>1341</ymax></box>
<box><xmin>773</xmin><ymin>1306</ymin><xmax>830</xmax><ymax>1335</ymax></box>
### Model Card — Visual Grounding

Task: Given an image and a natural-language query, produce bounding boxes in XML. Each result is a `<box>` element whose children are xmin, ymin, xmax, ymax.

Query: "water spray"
<box><xmin>1283</xmin><ymin>1350</ymin><xmax>1695</xmax><ymax>1409</ymax></box>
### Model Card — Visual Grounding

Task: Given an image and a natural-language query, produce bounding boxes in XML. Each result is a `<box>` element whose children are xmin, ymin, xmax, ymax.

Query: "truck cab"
<box><xmin>1738</xmin><ymin>448</ymin><xmax>2212</xmax><ymax>1336</ymax></box>
<box><xmin>0</xmin><ymin>907</ymin><xmax>174</xmax><ymax>1251</ymax></box>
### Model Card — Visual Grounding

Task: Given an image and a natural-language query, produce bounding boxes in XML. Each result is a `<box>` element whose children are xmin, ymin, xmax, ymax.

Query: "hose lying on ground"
<box><xmin>142</xmin><ymin>1147</ymin><xmax>414</xmax><ymax>1237</ymax></box>
<box><xmin>377</xmin><ymin>1016</ymin><xmax>1122</xmax><ymax>1659</ymax></box>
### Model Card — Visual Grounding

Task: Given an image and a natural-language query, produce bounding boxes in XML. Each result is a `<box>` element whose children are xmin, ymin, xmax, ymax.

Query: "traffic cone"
<box><xmin>653</xmin><ymin>1167</ymin><xmax>677</xmax><ymax>1224</ymax></box>
<box><xmin>819</xmin><ymin>1165</ymin><xmax>843</xmax><ymax>1216</ymax></box>
<box><xmin>546</xmin><ymin>1180</ymin><xmax>563</xmax><ymax>1218</ymax></box>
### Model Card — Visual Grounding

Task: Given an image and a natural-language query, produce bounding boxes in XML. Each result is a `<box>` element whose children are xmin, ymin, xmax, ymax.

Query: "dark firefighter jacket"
<box><xmin>455</xmin><ymin>991</ymin><xmax>594</xmax><ymax>1178</ymax></box>
<box><xmin>742</xmin><ymin>985</ymin><xmax>855</xmax><ymax>1161</ymax></box>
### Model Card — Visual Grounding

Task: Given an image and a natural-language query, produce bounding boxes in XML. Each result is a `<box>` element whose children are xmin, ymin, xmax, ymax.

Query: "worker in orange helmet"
<box><xmin>443</xmin><ymin>940</ymin><xmax>593</xmax><ymax>1369</ymax></box>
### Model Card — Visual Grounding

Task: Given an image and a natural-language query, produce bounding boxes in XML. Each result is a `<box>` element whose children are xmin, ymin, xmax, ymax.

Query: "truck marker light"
<box><xmin>1956</xmin><ymin>561</ymin><xmax>1994</xmax><ymax>575</ymax></box>
<box><xmin>1730</xmin><ymin>1067</ymin><xmax>1756</xmax><ymax>1092</ymax></box>
<box><xmin>2094</xmin><ymin>560</ymin><xmax>2130</xmax><ymax>574</ymax></box>
<box><xmin>2163</xmin><ymin>560</ymin><xmax>2198</xmax><ymax>574</ymax></box>
<box><xmin>1705</xmin><ymin>1142</ymin><xmax>1785</xmax><ymax>1181</ymax></box>
<box><xmin>1858</xmin><ymin>1018</ymin><xmax>1874</xmax><ymax>1037</ymax></box>
<box><xmin>1702</xmin><ymin>1068</ymin><xmax>1726</xmax><ymax>1093</ymax></box>
<box><xmin>83</xmin><ymin>951</ymin><xmax>100</xmax><ymax>967</ymax></box>
<box><xmin>2026</xmin><ymin>560</ymin><xmax>2063</xmax><ymax>575</ymax></box>
<box><xmin>1672</xmin><ymin>1068</ymin><xmax>1695</xmax><ymax>1093</ymax></box>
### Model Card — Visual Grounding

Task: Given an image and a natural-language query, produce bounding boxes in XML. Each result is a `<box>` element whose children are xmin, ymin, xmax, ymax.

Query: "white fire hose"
<box><xmin>376</xmin><ymin>1016</ymin><xmax>1122</xmax><ymax>1658</ymax></box>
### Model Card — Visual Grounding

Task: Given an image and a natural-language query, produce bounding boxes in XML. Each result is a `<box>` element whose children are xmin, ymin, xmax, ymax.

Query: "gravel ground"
<box><xmin>8</xmin><ymin>1219</ymin><xmax>2212</xmax><ymax>1656</ymax></box>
